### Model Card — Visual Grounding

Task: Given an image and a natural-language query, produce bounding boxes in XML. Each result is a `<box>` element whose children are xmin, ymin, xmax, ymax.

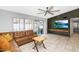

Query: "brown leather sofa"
<box><xmin>0</xmin><ymin>30</ymin><xmax>37</xmax><ymax>52</ymax></box>
<box><xmin>13</xmin><ymin>30</ymin><xmax>37</xmax><ymax>46</ymax></box>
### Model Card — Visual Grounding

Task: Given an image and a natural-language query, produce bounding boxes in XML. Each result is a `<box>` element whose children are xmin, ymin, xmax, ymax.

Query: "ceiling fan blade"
<box><xmin>51</xmin><ymin>10</ymin><xmax>60</xmax><ymax>12</ymax></box>
<box><xmin>48</xmin><ymin>12</ymin><xmax>54</xmax><ymax>15</ymax></box>
<box><xmin>44</xmin><ymin>12</ymin><xmax>47</xmax><ymax>16</ymax></box>
<box><xmin>48</xmin><ymin>6</ymin><xmax>53</xmax><ymax>11</ymax></box>
<box><xmin>38</xmin><ymin>9</ymin><xmax>45</xmax><ymax>12</ymax></box>
<box><xmin>46</xmin><ymin>7</ymin><xmax>49</xmax><ymax>10</ymax></box>
<box><xmin>37</xmin><ymin>13</ymin><xmax>44</xmax><ymax>14</ymax></box>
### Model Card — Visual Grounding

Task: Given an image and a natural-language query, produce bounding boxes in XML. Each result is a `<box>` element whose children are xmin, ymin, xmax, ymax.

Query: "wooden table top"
<box><xmin>32</xmin><ymin>36</ymin><xmax>46</xmax><ymax>42</ymax></box>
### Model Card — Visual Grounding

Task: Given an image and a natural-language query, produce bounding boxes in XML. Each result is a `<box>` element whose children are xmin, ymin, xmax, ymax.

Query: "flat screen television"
<box><xmin>53</xmin><ymin>20</ymin><xmax>68</xmax><ymax>29</ymax></box>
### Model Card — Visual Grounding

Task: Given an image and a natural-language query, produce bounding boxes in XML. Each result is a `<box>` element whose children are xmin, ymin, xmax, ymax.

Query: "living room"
<box><xmin>0</xmin><ymin>6</ymin><xmax>79</xmax><ymax>52</ymax></box>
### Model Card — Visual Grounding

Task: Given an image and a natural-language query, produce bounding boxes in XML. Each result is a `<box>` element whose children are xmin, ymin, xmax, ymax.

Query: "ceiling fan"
<box><xmin>37</xmin><ymin>6</ymin><xmax>60</xmax><ymax>16</ymax></box>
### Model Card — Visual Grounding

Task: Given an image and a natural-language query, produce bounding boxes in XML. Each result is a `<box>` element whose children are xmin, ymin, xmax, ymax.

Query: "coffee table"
<box><xmin>32</xmin><ymin>36</ymin><xmax>46</xmax><ymax>52</ymax></box>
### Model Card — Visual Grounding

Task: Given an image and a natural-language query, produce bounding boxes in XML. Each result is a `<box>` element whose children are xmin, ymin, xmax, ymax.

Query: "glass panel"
<box><xmin>13</xmin><ymin>24</ymin><xmax>17</xmax><ymax>31</ymax></box>
<box><xmin>25</xmin><ymin>19</ymin><xmax>30</xmax><ymax>24</ymax></box>
<box><xmin>25</xmin><ymin>24</ymin><xmax>30</xmax><ymax>30</ymax></box>
<box><xmin>25</xmin><ymin>19</ymin><xmax>32</xmax><ymax>30</ymax></box>
<box><xmin>13</xmin><ymin>18</ymin><xmax>20</xmax><ymax>31</ymax></box>
<box><xmin>16</xmin><ymin>24</ymin><xmax>20</xmax><ymax>31</ymax></box>
<box><xmin>19</xmin><ymin>19</ymin><xmax>24</xmax><ymax>31</ymax></box>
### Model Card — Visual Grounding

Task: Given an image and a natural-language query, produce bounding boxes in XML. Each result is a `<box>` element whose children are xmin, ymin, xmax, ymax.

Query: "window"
<box><xmin>13</xmin><ymin>18</ymin><xmax>32</xmax><ymax>31</ymax></box>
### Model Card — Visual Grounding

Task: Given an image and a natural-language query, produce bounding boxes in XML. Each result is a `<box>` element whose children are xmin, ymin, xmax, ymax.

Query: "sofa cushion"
<box><xmin>0</xmin><ymin>35</ymin><xmax>11</xmax><ymax>51</ymax></box>
<box><xmin>25</xmin><ymin>31</ymin><xmax>29</xmax><ymax>36</ymax></box>
<box><xmin>15</xmin><ymin>37</ymin><xmax>29</xmax><ymax>42</ymax></box>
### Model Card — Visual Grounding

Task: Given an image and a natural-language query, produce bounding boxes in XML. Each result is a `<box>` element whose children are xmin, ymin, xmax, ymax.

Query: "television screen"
<box><xmin>53</xmin><ymin>20</ymin><xmax>68</xmax><ymax>29</ymax></box>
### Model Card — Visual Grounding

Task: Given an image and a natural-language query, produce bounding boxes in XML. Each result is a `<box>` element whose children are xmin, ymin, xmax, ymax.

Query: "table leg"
<box><xmin>33</xmin><ymin>45</ymin><xmax>35</xmax><ymax>49</ymax></box>
<box><xmin>33</xmin><ymin>41</ymin><xmax>36</xmax><ymax>49</ymax></box>
<box><xmin>42</xmin><ymin>41</ymin><xmax>46</xmax><ymax>49</ymax></box>
<box><xmin>33</xmin><ymin>41</ymin><xmax>39</xmax><ymax>52</ymax></box>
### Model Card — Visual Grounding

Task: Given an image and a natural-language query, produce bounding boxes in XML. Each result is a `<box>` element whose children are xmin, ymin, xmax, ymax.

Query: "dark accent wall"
<box><xmin>47</xmin><ymin>8</ymin><xmax>79</xmax><ymax>36</ymax></box>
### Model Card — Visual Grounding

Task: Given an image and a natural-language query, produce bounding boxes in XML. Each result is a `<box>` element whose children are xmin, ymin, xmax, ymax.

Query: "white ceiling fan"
<box><xmin>37</xmin><ymin>6</ymin><xmax>60</xmax><ymax>16</ymax></box>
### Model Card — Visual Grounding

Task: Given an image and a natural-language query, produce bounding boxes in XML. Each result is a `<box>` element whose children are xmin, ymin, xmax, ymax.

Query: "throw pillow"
<box><xmin>3</xmin><ymin>34</ymin><xmax>13</xmax><ymax>41</ymax></box>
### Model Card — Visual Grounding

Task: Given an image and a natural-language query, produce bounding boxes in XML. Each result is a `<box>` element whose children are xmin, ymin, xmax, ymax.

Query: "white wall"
<box><xmin>0</xmin><ymin>9</ymin><xmax>46</xmax><ymax>33</ymax></box>
<box><xmin>70</xmin><ymin>18</ymin><xmax>74</xmax><ymax>36</ymax></box>
<box><xmin>44</xmin><ymin>19</ymin><xmax>47</xmax><ymax>34</ymax></box>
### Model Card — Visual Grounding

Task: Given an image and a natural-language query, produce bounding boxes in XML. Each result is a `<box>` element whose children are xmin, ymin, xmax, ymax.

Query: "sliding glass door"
<box><xmin>34</xmin><ymin>20</ymin><xmax>44</xmax><ymax>35</ymax></box>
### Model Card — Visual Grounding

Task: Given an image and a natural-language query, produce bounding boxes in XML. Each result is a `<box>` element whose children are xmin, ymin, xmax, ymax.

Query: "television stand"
<box><xmin>48</xmin><ymin>29</ymin><xmax>70</xmax><ymax>36</ymax></box>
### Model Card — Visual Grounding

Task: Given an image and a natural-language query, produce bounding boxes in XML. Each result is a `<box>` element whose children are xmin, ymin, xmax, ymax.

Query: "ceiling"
<box><xmin>0</xmin><ymin>6</ymin><xmax>79</xmax><ymax>19</ymax></box>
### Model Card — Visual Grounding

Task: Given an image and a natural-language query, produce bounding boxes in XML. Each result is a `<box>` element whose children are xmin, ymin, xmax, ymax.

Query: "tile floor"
<box><xmin>20</xmin><ymin>33</ymin><xmax>79</xmax><ymax>52</ymax></box>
